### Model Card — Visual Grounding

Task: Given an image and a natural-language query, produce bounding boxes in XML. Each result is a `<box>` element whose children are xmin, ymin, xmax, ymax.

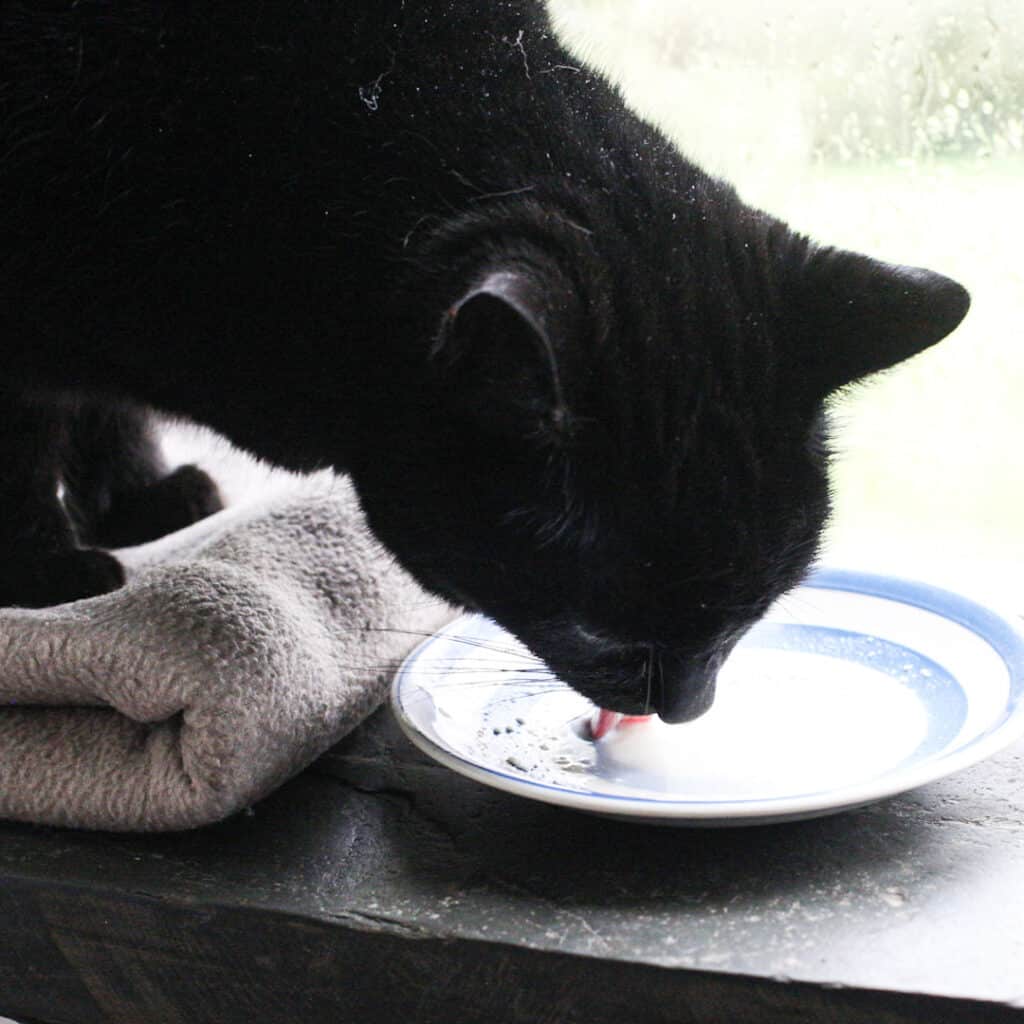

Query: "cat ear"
<box><xmin>434</xmin><ymin>269</ymin><xmax>574</xmax><ymax>441</ymax></box>
<box><xmin>789</xmin><ymin>246</ymin><xmax>970</xmax><ymax>397</ymax></box>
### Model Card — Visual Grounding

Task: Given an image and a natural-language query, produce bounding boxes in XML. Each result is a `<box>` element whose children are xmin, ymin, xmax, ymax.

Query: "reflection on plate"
<box><xmin>391</xmin><ymin>569</ymin><xmax>1024</xmax><ymax>826</ymax></box>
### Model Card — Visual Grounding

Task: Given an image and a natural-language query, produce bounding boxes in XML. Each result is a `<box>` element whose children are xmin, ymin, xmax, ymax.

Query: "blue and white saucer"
<box><xmin>391</xmin><ymin>569</ymin><xmax>1024</xmax><ymax>826</ymax></box>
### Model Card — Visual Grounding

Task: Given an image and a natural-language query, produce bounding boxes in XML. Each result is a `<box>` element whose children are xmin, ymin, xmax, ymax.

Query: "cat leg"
<box><xmin>0</xmin><ymin>392</ymin><xmax>124</xmax><ymax>608</ymax></box>
<box><xmin>63</xmin><ymin>402</ymin><xmax>223</xmax><ymax>550</ymax></box>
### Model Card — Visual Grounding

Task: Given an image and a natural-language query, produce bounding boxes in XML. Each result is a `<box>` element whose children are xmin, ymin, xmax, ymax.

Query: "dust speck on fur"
<box><xmin>506</xmin><ymin>28</ymin><xmax>532</xmax><ymax>80</ymax></box>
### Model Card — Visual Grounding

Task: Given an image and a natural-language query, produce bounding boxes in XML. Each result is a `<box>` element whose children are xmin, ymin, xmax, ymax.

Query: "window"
<box><xmin>552</xmin><ymin>0</ymin><xmax>1024</xmax><ymax>599</ymax></box>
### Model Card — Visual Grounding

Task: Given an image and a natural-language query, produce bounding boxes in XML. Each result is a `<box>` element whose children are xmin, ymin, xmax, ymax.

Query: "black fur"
<box><xmin>0</xmin><ymin>2</ymin><xmax>969</xmax><ymax>720</ymax></box>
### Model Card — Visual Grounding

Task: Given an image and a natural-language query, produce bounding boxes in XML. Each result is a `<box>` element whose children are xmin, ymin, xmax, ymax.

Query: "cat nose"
<box><xmin>654</xmin><ymin>653</ymin><xmax>719</xmax><ymax>724</ymax></box>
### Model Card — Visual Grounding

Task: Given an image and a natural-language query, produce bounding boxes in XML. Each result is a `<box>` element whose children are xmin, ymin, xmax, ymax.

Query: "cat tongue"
<box><xmin>589</xmin><ymin>709</ymin><xmax>653</xmax><ymax>740</ymax></box>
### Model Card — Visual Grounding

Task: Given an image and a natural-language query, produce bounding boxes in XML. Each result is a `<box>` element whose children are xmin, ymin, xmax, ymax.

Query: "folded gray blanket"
<box><xmin>0</xmin><ymin>429</ymin><xmax>454</xmax><ymax>831</ymax></box>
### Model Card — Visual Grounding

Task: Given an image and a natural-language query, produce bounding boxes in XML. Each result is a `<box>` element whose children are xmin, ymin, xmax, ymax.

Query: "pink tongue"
<box><xmin>589</xmin><ymin>709</ymin><xmax>653</xmax><ymax>740</ymax></box>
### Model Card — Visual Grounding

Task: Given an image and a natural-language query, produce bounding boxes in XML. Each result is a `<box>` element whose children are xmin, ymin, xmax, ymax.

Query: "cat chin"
<box><xmin>566</xmin><ymin>643</ymin><xmax>725</xmax><ymax>722</ymax></box>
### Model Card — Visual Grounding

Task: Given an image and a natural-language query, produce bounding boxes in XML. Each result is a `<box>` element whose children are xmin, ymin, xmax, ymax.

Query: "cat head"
<box><xmin>352</xmin><ymin>187</ymin><xmax>969</xmax><ymax>723</ymax></box>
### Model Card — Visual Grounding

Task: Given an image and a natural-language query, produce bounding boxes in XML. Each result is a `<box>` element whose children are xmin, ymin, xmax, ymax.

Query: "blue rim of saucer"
<box><xmin>817</xmin><ymin>568</ymin><xmax>1024</xmax><ymax>720</ymax></box>
<box><xmin>391</xmin><ymin>568</ymin><xmax>1024</xmax><ymax>822</ymax></box>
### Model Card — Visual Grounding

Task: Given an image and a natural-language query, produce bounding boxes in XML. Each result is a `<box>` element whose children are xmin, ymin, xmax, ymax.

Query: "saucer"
<box><xmin>391</xmin><ymin>569</ymin><xmax>1024</xmax><ymax>825</ymax></box>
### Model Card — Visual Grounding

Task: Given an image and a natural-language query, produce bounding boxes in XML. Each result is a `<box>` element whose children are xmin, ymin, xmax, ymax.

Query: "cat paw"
<box><xmin>0</xmin><ymin>548</ymin><xmax>125</xmax><ymax>609</ymax></box>
<box><xmin>93</xmin><ymin>464</ymin><xmax>224</xmax><ymax>548</ymax></box>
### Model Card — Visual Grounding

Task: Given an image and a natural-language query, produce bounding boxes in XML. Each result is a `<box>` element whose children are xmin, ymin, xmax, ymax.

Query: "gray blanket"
<box><xmin>0</xmin><ymin>430</ymin><xmax>454</xmax><ymax>831</ymax></box>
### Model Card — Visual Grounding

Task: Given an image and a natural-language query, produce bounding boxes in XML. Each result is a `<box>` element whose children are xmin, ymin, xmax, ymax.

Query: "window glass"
<box><xmin>552</xmin><ymin>0</ymin><xmax>1024</xmax><ymax>598</ymax></box>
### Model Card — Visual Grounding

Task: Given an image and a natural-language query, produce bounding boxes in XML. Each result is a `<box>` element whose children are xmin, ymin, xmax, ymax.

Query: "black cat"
<box><xmin>0</xmin><ymin>2</ymin><xmax>968</xmax><ymax>721</ymax></box>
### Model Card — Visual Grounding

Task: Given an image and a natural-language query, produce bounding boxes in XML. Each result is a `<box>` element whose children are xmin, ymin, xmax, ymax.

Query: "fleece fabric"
<box><xmin>0</xmin><ymin>430</ymin><xmax>453</xmax><ymax>831</ymax></box>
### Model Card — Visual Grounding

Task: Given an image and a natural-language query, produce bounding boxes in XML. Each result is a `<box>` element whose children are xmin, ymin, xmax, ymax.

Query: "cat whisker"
<box><xmin>467</xmin><ymin>185</ymin><xmax>538</xmax><ymax>204</ymax></box>
<box><xmin>401</xmin><ymin>682</ymin><xmax>569</xmax><ymax>709</ymax></box>
<box><xmin>643</xmin><ymin>644</ymin><xmax>655</xmax><ymax>716</ymax></box>
<box><xmin>364</xmin><ymin>627</ymin><xmax>540</xmax><ymax>661</ymax></box>
<box><xmin>408</xmin><ymin>673</ymin><xmax>555</xmax><ymax>688</ymax></box>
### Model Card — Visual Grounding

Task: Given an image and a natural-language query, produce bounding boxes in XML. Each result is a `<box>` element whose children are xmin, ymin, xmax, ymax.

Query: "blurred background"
<box><xmin>550</xmin><ymin>0</ymin><xmax>1024</xmax><ymax>603</ymax></box>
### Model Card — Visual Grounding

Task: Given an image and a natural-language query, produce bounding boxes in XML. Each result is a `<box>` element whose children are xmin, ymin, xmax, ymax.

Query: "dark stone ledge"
<box><xmin>1</xmin><ymin>708</ymin><xmax>1022</xmax><ymax>1023</ymax></box>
